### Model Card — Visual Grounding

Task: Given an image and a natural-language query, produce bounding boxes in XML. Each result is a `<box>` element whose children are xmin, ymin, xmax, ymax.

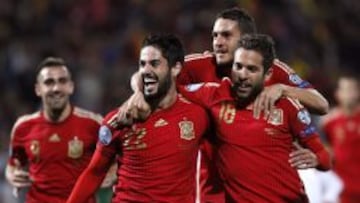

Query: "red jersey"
<box><xmin>69</xmin><ymin>95</ymin><xmax>209</xmax><ymax>203</ymax></box>
<box><xmin>8</xmin><ymin>106</ymin><xmax>102</xmax><ymax>203</ymax></box>
<box><xmin>321</xmin><ymin>107</ymin><xmax>360</xmax><ymax>202</ymax></box>
<box><xmin>180</xmin><ymin>79</ymin><xmax>330</xmax><ymax>203</ymax></box>
<box><xmin>178</xmin><ymin>53</ymin><xmax>313</xmax><ymax>202</ymax></box>
<box><xmin>179</xmin><ymin>54</ymin><xmax>313</xmax><ymax>89</ymax></box>
<box><xmin>178</xmin><ymin>53</ymin><xmax>223</xmax><ymax>84</ymax></box>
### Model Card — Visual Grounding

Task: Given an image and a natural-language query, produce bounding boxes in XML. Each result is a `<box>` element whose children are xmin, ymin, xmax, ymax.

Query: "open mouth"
<box><xmin>143</xmin><ymin>77</ymin><xmax>159</xmax><ymax>93</ymax></box>
<box><xmin>215</xmin><ymin>49</ymin><xmax>227</xmax><ymax>56</ymax></box>
<box><xmin>144</xmin><ymin>78</ymin><xmax>158</xmax><ymax>87</ymax></box>
<box><xmin>235</xmin><ymin>83</ymin><xmax>252</xmax><ymax>92</ymax></box>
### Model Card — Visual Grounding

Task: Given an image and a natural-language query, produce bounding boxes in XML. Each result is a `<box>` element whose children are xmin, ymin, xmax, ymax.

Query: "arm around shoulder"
<box><xmin>283</xmin><ymin>86</ymin><xmax>329</xmax><ymax>115</ymax></box>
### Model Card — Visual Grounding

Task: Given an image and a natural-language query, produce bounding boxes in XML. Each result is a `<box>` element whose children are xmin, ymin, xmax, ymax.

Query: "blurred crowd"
<box><xmin>0</xmin><ymin>0</ymin><xmax>359</xmax><ymax>202</ymax></box>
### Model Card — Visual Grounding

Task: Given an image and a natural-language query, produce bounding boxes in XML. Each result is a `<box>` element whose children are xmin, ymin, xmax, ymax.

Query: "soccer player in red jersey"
<box><xmin>5</xmin><ymin>57</ymin><xmax>103</xmax><ymax>203</ymax></box>
<box><xmin>66</xmin><ymin>34</ymin><xmax>209</xmax><ymax>203</ymax></box>
<box><xmin>320</xmin><ymin>74</ymin><xmax>360</xmax><ymax>203</ymax></box>
<box><xmin>179</xmin><ymin>34</ymin><xmax>331</xmax><ymax>202</ymax></box>
<box><xmin>178</xmin><ymin>8</ymin><xmax>330</xmax><ymax>202</ymax></box>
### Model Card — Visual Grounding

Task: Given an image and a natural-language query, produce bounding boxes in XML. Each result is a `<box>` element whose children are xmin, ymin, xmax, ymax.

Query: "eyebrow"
<box><xmin>139</xmin><ymin>59</ymin><xmax>161</xmax><ymax>66</ymax></box>
<box><xmin>42</xmin><ymin>75</ymin><xmax>70</xmax><ymax>82</ymax></box>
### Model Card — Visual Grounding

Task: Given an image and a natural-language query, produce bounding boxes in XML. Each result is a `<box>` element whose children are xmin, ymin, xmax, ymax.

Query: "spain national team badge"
<box><xmin>30</xmin><ymin>140</ymin><xmax>40</xmax><ymax>157</ymax></box>
<box><xmin>179</xmin><ymin>119</ymin><xmax>195</xmax><ymax>140</ymax></box>
<box><xmin>68</xmin><ymin>136</ymin><xmax>83</xmax><ymax>159</ymax></box>
<box><xmin>267</xmin><ymin>108</ymin><xmax>283</xmax><ymax>126</ymax></box>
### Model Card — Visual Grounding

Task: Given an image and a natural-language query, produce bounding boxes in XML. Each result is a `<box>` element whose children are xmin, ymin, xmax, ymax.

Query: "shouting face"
<box><xmin>139</xmin><ymin>46</ymin><xmax>172</xmax><ymax>102</ymax></box>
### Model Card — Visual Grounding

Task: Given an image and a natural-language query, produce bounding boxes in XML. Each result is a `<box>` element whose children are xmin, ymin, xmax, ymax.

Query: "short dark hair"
<box><xmin>238</xmin><ymin>34</ymin><xmax>276</xmax><ymax>72</ymax></box>
<box><xmin>216</xmin><ymin>7</ymin><xmax>257</xmax><ymax>34</ymax></box>
<box><xmin>141</xmin><ymin>33</ymin><xmax>185</xmax><ymax>68</ymax></box>
<box><xmin>36</xmin><ymin>57</ymin><xmax>70</xmax><ymax>80</ymax></box>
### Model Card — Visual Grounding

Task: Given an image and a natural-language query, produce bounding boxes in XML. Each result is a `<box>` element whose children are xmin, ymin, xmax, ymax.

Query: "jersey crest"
<box><xmin>68</xmin><ymin>136</ymin><xmax>84</xmax><ymax>159</ymax></box>
<box><xmin>30</xmin><ymin>140</ymin><xmax>40</xmax><ymax>162</ymax></box>
<box><xmin>179</xmin><ymin>119</ymin><xmax>195</xmax><ymax>141</ymax></box>
<box><xmin>267</xmin><ymin>108</ymin><xmax>283</xmax><ymax>126</ymax></box>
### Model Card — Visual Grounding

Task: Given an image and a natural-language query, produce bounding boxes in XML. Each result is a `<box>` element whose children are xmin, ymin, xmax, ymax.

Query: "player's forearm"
<box><xmin>67</xmin><ymin>150</ymin><xmax>112</xmax><ymax>203</ymax></box>
<box><xmin>302</xmin><ymin>136</ymin><xmax>332</xmax><ymax>171</ymax></box>
<box><xmin>283</xmin><ymin>86</ymin><xmax>329</xmax><ymax>115</ymax></box>
<box><xmin>100</xmin><ymin>163</ymin><xmax>117</xmax><ymax>188</ymax></box>
<box><xmin>67</xmin><ymin>169</ymin><xmax>105</xmax><ymax>203</ymax></box>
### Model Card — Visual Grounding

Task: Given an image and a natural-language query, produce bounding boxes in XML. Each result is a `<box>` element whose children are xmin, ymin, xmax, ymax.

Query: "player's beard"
<box><xmin>44</xmin><ymin>93</ymin><xmax>69</xmax><ymax>121</ymax></box>
<box><xmin>232</xmin><ymin>81</ymin><xmax>264</xmax><ymax>108</ymax></box>
<box><xmin>144</xmin><ymin>70</ymin><xmax>172</xmax><ymax>108</ymax></box>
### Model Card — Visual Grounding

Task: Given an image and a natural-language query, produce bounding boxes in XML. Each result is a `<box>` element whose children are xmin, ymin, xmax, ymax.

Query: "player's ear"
<box><xmin>265</xmin><ymin>66</ymin><xmax>273</xmax><ymax>77</ymax></box>
<box><xmin>35</xmin><ymin>83</ymin><xmax>41</xmax><ymax>96</ymax></box>
<box><xmin>171</xmin><ymin>61</ymin><xmax>182</xmax><ymax>77</ymax></box>
<box><xmin>68</xmin><ymin>80</ymin><xmax>75</xmax><ymax>95</ymax></box>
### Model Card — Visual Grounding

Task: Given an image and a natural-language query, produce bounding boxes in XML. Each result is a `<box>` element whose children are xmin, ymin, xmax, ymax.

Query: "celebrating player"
<box><xmin>66</xmin><ymin>33</ymin><xmax>209</xmax><ymax>203</ymax></box>
<box><xmin>180</xmin><ymin>34</ymin><xmax>331</xmax><ymax>202</ymax></box>
<box><xmin>5</xmin><ymin>57</ymin><xmax>103</xmax><ymax>203</ymax></box>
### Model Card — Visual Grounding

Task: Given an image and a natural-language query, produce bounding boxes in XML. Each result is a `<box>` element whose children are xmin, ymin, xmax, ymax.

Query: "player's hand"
<box><xmin>6</xmin><ymin>160</ymin><xmax>32</xmax><ymax>193</ymax></box>
<box><xmin>202</xmin><ymin>50</ymin><xmax>213</xmax><ymax>55</ymax></box>
<box><xmin>289</xmin><ymin>142</ymin><xmax>319</xmax><ymax>169</ymax></box>
<box><xmin>117</xmin><ymin>91</ymin><xmax>151</xmax><ymax>125</ymax></box>
<box><xmin>126</xmin><ymin>91</ymin><xmax>151</xmax><ymax>121</ymax></box>
<box><xmin>253</xmin><ymin>84</ymin><xmax>284</xmax><ymax>119</ymax></box>
<box><xmin>9</xmin><ymin>169</ymin><xmax>32</xmax><ymax>188</ymax></box>
<box><xmin>117</xmin><ymin>100</ymin><xmax>134</xmax><ymax>126</ymax></box>
<box><xmin>100</xmin><ymin>163</ymin><xmax>117</xmax><ymax>188</ymax></box>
